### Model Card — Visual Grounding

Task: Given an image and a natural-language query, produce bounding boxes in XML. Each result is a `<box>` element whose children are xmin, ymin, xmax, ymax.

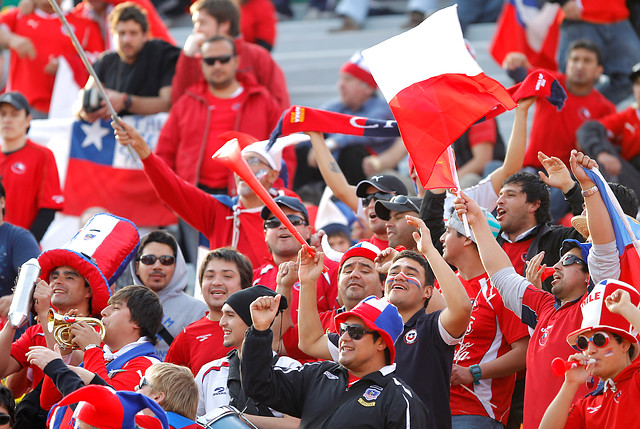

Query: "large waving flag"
<box><xmin>490</xmin><ymin>0</ymin><xmax>563</xmax><ymax>71</ymax></box>
<box><xmin>361</xmin><ymin>6</ymin><xmax>517</xmax><ymax>188</ymax></box>
<box><xmin>583</xmin><ymin>168</ymin><xmax>640</xmax><ymax>284</ymax></box>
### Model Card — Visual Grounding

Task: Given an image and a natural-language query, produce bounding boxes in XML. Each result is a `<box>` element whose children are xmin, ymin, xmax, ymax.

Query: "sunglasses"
<box><xmin>202</xmin><ymin>55</ymin><xmax>234</xmax><ymax>65</ymax></box>
<box><xmin>0</xmin><ymin>414</ymin><xmax>9</xmax><ymax>425</ymax></box>
<box><xmin>245</xmin><ymin>157</ymin><xmax>271</xmax><ymax>168</ymax></box>
<box><xmin>576</xmin><ymin>332</ymin><xmax>610</xmax><ymax>351</ymax></box>
<box><xmin>362</xmin><ymin>191</ymin><xmax>393</xmax><ymax>206</ymax></box>
<box><xmin>138</xmin><ymin>255</ymin><xmax>175</xmax><ymax>266</ymax></box>
<box><xmin>560</xmin><ymin>254</ymin><xmax>587</xmax><ymax>267</ymax></box>
<box><xmin>339</xmin><ymin>323</ymin><xmax>375</xmax><ymax>341</ymax></box>
<box><xmin>264</xmin><ymin>214</ymin><xmax>306</xmax><ymax>229</ymax></box>
<box><xmin>136</xmin><ymin>376</ymin><xmax>152</xmax><ymax>391</ymax></box>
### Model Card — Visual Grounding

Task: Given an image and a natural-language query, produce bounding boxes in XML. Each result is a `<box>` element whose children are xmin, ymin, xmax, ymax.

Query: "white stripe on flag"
<box><xmin>362</xmin><ymin>5</ymin><xmax>482</xmax><ymax>101</ymax></box>
<box><xmin>66</xmin><ymin>215</ymin><xmax>120</xmax><ymax>256</ymax></box>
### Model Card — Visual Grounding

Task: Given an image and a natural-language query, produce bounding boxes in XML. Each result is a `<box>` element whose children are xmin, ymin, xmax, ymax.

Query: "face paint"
<box><xmin>386</xmin><ymin>271</ymin><xmax>422</xmax><ymax>289</ymax></box>
<box><xmin>604</xmin><ymin>348</ymin><xmax>614</xmax><ymax>357</ymax></box>
<box><xmin>255</xmin><ymin>169</ymin><xmax>268</xmax><ymax>180</ymax></box>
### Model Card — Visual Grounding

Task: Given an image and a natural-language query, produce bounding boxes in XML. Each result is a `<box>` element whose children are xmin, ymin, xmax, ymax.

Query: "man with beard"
<box><xmin>374</xmin><ymin>195</ymin><xmax>422</xmax><ymax>250</ymax></box>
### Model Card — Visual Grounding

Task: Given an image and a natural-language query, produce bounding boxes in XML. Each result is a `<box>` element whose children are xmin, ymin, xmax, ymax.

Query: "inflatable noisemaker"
<box><xmin>38</xmin><ymin>213</ymin><xmax>140</xmax><ymax>316</ymax></box>
<box><xmin>212</xmin><ymin>138</ymin><xmax>316</xmax><ymax>258</ymax></box>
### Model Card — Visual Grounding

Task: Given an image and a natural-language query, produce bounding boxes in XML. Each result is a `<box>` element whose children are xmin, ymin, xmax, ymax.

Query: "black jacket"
<box><xmin>240</xmin><ymin>327</ymin><xmax>429</xmax><ymax>428</ymax></box>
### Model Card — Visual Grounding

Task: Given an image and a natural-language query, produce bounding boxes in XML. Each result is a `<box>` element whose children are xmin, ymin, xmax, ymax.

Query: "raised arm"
<box><xmin>407</xmin><ymin>216</ymin><xmax>471</xmax><ymax>338</ymax></box>
<box><xmin>489</xmin><ymin>97</ymin><xmax>534</xmax><ymax>194</ymax></box>
<box><xmin>306</xmin><ymin>131</ymin><xmax>358</xmax><ymax>212</ymax></box>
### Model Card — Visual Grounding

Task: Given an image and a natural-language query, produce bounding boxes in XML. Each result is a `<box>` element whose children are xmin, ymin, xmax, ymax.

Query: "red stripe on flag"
<box><xmin>389</xmin><ymin>73</ymin><xmax>516</xmax><ymax>187</ymax></box>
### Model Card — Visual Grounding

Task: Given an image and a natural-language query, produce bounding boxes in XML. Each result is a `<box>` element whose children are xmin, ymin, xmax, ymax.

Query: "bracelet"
<box><xmin>84</xmin><ymin>344</ymin><xmax>100</xmax><ymax>352</ymax></box>
<box><xmin>469</xmin><ymin>364</ymin><xmax>482</xmax><ymax>385</ymax></box>
<box><xmin>581</xmin><ymin>186</ymin><xmax>599</xmax><ymax>198</ymax></box>
<box><xmin>124</xmin><ymin>94</ymin><xmax>133</xmax><ymax>110</ymax></box>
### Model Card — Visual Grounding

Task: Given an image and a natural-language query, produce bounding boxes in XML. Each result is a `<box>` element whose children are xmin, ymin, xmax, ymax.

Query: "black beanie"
<box><xmin>224</xmin><ymin>285</ymin><xmax>288</xmax><ymax>327</ymax></box>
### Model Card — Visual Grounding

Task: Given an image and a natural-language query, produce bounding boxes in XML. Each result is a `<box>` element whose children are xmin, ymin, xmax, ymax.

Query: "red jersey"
<box><xmin>600</xmin><ymin>106</ymin><xmax>640</xmax><ymax>161</ymax></box>
<box><xmin>578</xmin><ymin>0</ymin><xmax>629</xmax><ymax>23</ymax></box>
<box><xmin>0</xmin><ymin>140</ymin><xmax>64</xmax><ymax>229</ymax></box>
<box><xmin>502</xmin><ymin>238</ymin><xmax>533</xmax><ymax>276</ymax></box>
<box><xmin>450</xmin><ymin>273</ymin><xmax>529</xmax><ymax>424</ymax></box>
<box><xmin>165</xmin><ymin>316</ymin><xmax>232</xmax><ymax>376</ymax></box>
<box><xmin>0</xmin><ymin>8</ymin><xmax>104</xmax><ymax>112</ymax></box>
<box><xmin>524</xmin><ymin>74</ymin><xmax>615</xmax><ymax>169</ymax></box>
<box><xmin>520</xmin><ymin>286</ymin><xmax>590</xmax><ymax>428</ymax></box>
<box><xmin>361</xmin><ymin>235</ymin><xmax>388</xmax><ymax>250</ymax></box>
<box><xmin>565</xmin><ymin>360</ymin><xmax>640</xmax><ymax>428</ymax></box>
<box><xmin>254</xmin><ymin>258</ymin><xmax>339</xmax><ymax>325</ymax></box>
<box><xmin>10</xmin><ymin>323</ymin><xmax>47</xmax><ymax>390</ymax></box>
<box><xmin>240</xmin><ymin>0</ymin><xmax>276</xmax><ymax>49</ymax></box>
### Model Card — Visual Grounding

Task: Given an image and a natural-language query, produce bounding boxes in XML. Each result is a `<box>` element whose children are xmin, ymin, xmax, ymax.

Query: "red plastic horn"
<box><xmin>541</xmin><ymin>267</ymin><xmax>555</xmax><ymax>282</ymax></box>
<box><xmin>212</xmin><ymin>138</ymin><xmax>315</xmax><ymax>258</ymax></box>
<box><xmin>550</xmin><ymin>357</ymin><xmax>595</xmax><ymax>377</ymax></box>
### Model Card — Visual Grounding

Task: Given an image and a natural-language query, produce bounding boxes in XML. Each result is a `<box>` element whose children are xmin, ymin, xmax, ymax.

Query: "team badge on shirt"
<box><xmin>11</xmin><ymin>162</ymin><xmax>26</xmax><ymax>175</ymax></box>
<box><xmin>404</xmin><ymin>329</ymin><xmax>417</xmax><ymax>344</ymax></box>
<box><xmin>363</xmin><ymin>386</ymin><xmax>382</xmax><ymax>401</ymax></box>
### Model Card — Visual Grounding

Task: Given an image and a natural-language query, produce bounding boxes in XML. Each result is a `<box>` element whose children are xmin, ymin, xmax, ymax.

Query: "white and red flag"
<box><xmin>362</xmin><ymin>6</ymin><xmax>516</xmax><ymax>188</ymax></box>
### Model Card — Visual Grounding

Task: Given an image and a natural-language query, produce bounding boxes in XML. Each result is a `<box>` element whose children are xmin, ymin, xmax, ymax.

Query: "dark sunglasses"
<box><xmin>0</xmin><ymin>414</ymin><xmax>9</xmax><ymax>425</ymax></box>
<box><xmin>560</xmin><ymin>254</ymin><xmax>587</xmax><ymax>267</ymax></box>
<box><xmin>362</xmin><ymin>191</ymin><xmax>393</xmax><ymax>206</ymax></box>
<box><xmin>264</xmin><ymin>214</ymin><xmax>306</xmax><ymax>229</ymax></box>
<box><xmin>137</xmin><ymin>376</ymin><xmax>152</xmax><ymax>391</ymax></box>
<box><xmin>339</xmin><ymin>323</ymin><xmax>375</xmax><ymax>341</ymax></box>
<box><xmin>138</xmin><ymin>255</ymin><xmax>175</xmax><ymax>266</ymax></box>
<box><xmin>202</xmin><ymin>55</ymin><xmax>234</xmax><ymax>65</ymax></box>
<box><xmin>576</xmin><ymin>332</ymin><xmax>610</xmax><ymax>351</ymax></box>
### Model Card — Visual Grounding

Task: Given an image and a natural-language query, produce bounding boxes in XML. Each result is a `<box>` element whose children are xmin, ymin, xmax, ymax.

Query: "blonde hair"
<box><xmin>145</xmin><ymin>363</ymin><xmax>198</xmax><ymax>419</ymax></box>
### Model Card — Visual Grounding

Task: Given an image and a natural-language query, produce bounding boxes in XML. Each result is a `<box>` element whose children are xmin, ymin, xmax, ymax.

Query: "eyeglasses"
<box><xmin>202</xmin><ymin>55</ymin><xmax>234</xmax><ymax>66</ymax></box>
<box><xmin>264</xmin><ymin>214</ymin><xmax>306</xmax><ymax>229</ymax></box>
<box><xmin>362</xmin><ymin>191</ymin><xmax>393</xmax><ymax>206</ymax></box>
<box><xmin>576</xmin><ymin>332</ymin><xmax>610</xmax><ymax>351</ymax></box>
<box><xmin>339</xmin><ymin>323</ymin><xmax>375</xmax><ymax>341</ymax></box>
<box><xmin>0</xmin><ymin>414</ymin><xmax>10</xmax><ymax>425</ymax></box>
<box><xmin>138</xmin><ymin>255</ymin><xmax>175</xmax><ymax>266</ymax></box>
<box><xmin>136</xmin><ymin>376</ymin><xmax>152</xmax><ymax>391</ymax></box>
<box><xmin>560</xmin><ymin>254</ymin><xmax>587</xmax><ymax>267</ymax></box>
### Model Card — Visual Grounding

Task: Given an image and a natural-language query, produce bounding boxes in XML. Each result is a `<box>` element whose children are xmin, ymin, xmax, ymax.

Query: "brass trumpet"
<box><xmin>47</xmin><ymin>309</ymin><xmax>105</xmax><ymax>350</ymax></box>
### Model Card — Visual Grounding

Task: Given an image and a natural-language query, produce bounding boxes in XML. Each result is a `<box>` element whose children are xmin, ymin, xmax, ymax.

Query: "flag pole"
<box><xmin>447</xmin><ymin>147</ymin><xmax>472</xmax><ymax>237</ymax></box>
<box><xmin>47</xmin><ymin>0</ymin><xmax>137</xmax><ymax>160</ymax></box>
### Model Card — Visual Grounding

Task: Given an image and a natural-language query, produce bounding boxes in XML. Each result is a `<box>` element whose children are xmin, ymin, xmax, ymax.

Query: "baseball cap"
<box><xmin>374</xmin><ymin>195</ymin><xmax>421</xmax><ymax>221</ymax></box>
<box><xmin>334</xmin><ymin>296</ymin><xmax>403</xmax><ymax>363</ymax></box>
<box><xmin>447</xmin><ymin>208</ymin><xmax>500</xmax><ymax>243</ymax></box>
<box><xmin>260</xmin><ymin>195</ymin><xmax>309</xmax><ymax>224</ymax></box>
<box><xmin>0</xmin><ymin>92</ymin><xmax>30</xmax><ymax>114</ymax></box>
<box><xmin>339</xmin><ymin>241</ymin><xmax>381</xmax><ymax>269</ymax></box>
<box><xmin>630</xmin><ymin>62</ymin><xmax>640</xmax><ymax>82</ymax></box>
<box><xmin>566</xmin><ymin>279</ymin><xmax>640</xmax><ymax>360</ymax></box>
<box><xmin>340</xmin><ymin>51</ymin><xmax>377</xmax><ymax>88</ymax></box>
<box><xmin>225</xmin><ymin>284</ymin><xmax>288</xmax><ymax>327</ymax></box>
<box><xmin>356</xmin><ymin>175</ymin><xmax>408</xmax><ymax>198</ymax></box>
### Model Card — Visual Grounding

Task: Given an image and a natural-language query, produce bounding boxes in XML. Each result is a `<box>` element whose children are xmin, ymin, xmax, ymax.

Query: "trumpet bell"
<box><xmin>47</xmin><ymin>309</ymin><xmax>106</xmax><ymax>350</ymax></box>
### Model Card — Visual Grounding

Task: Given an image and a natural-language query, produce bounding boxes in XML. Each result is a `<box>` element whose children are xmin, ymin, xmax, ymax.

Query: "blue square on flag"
<box><xmin>70</xmin><ymin>119</ymin><xmax>116</xmax><ymax>166</ymax></box>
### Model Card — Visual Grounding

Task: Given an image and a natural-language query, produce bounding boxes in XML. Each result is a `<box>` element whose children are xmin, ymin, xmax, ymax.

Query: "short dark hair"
<box><xmin>609</xmin><ymin>182</ymin><xmax>639</xmax><ymax>218</ymax></box>
<box><xmin>190</xmin><ymin>0</ymin><xmax>240</xmax><ymax>37</ymax></box>
<box><xmin>0</xmin><ymin>386</ymin><xmax>15</xmax><ymax>426</ymax></box>
<box><xmin>612</xmin><ymin>332</ymin><xmax>635</xmax><ymax>360</ymax></box>
<box><xmin>392</xmin><ymin>250</ymin><xmax>434</xmax><ymax>307</ymax></box>
<box><xmin>502</xmin><ymin>172</ymin><xmax>552</xmax><ymax>224</ymax></box>
<box><xmin>0</xmin><ymin>181</ymin><xmax>5</xmax><ymax>199</ymax></box>
<box><xmin>198</xmin><ymin>247</ymin><xmax>253</xmax><ymax>289</ymax></box>
<box><xmin>109</xmin><ymin>2</ymin><xmax>148</xmax><ymax>33</ymax></box>
<box><xmin>110</xmin><ymin>285</ymin><xmax>163</xmax><ymax>345</ymax></box>
<box><xmin>202</xmin><ymin>35</ymin><xmax>236</xmax><ymax>55</ymax></box>
<box><xmin>569</xmin><ymin>39</ymin><xmax>603</xmax><ymax>65</ymax></box>
<box><xmin>137</xmin><ymin>230</ymin><xmax>178</xmax><ymax>261</ymax></box>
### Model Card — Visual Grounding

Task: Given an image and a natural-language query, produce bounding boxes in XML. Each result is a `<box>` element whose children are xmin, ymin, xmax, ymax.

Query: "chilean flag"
<box><xmin>490</xmin><ymin>0</ymin><xmax>563</xmax><ymax>71</ymax></box>
<box><xmin>362</xmin><ymin>6</ymin><xmax>516</xmax><ymax>188</ymax></box>
<box><xmin>583</xmin><ymin>168</ymin><xmax>640</xmax><ymax>284</ymax></box>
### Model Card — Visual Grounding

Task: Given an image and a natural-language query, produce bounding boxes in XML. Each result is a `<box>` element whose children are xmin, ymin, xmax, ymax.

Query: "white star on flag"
<box><xmin>80</xmin><ymin>120</ymin><xmax>110</xmax><ymax>151</ymax></box>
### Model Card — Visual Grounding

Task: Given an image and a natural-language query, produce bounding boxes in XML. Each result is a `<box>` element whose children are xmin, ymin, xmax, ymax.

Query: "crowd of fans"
<box><xmin>0</xmin><ymin>0</ymin><xmax>639</xmax><ymax>428</ymax></box>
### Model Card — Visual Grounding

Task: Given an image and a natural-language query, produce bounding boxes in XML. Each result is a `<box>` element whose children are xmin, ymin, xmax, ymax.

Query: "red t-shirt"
<box><xmin>565</xmin><ymin>360</ymin><xmax>640</xmax><ymax>428</ymax></box>
<box><xmin>502</xmin><ymin>238</ymin><xmax>534</xmax><ymax>276</ymax></box>
<box><xmin>524</xmin><ymin>74</ymin><xmax>615</xmax><ymax>169</ymax></box>
<box><xmin>282</xmin><ymin>308</ymin><xmax>339</xmax><ymax>361</ymax></box>
<box><xmin>468</xmin><ymin>119</ymin><xmax>497</xmax><ymax>148</ymax></box>
<box><xmin>0</xmin><ymin>9</ymin><xmax>104</xmax><ymax>112</ymax></box>
<box><xmin>578</xmin><ymin>0</ymin><xmax>629</xmax><ymax>23</ymax></box>
<box><xmin>450</xmin><ymin>273</ymin><xmax>529</xmax><ymax>424</ymax></box>
<box><xmin>361</xmin><ymin>235</ymin><xmax>388</xmax><ymax>250</ymax></box>
<box><xmin>165</xmin><ymin>315</ymin><xmax>232</xmax><ymax>376</ymax></box>
<box><xmin>254</xmin><ymin>257</ymin><xmax>339</xmax><ymax>325</ymax></box>
<box><xmin>600</xmin><ymin>106</ymin><xmax>640</xmax><ymax>161</ymax></box>
<box><xmin>240</xmin><ymin>0</ymin><xmax>276</xmax><ymax>48</ymax></box>
<box><xmin>0</xmin><ymin>140</ymin><xmax>64</xmax><ymax>229</ymax></box>
<box><xmin>10</xmin><ymin>324</ymin><xmax>47</xmax><ymax>390</ymax></box>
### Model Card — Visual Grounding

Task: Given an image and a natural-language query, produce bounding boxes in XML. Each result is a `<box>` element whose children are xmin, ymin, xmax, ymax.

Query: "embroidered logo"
<box><xmin>358</xmin><ymin>398</ymin><xmax>376</xmax><ymax>407</ymax></box>
<box><xmin>535</xmin><ymin>73</ymin><xmax>546</xmax><ymax>90</ymax></box>
<box><xmin>196</xmin><ymin>334</ymin><xmax>212</xmax><ymax>342</ymax></box>
<box><xmin>587</xmin><ymin>405</ymin><xmax>601</xmax><ymax>414</ymax></box>
<box><xmin>323</xmin><ymin>371</ymin><xmax>339</xmax><ymax>380</ymax></box>
<box><xmin>614</xmin><ymin>391</ymin><xmax>622</xmax><ymax>403</ymax></box>
<box><xmin>404</xmin><ymin>329</ymin><xmax>417</xmax><ymax>344</ymax></box>
<box><xmin>11</xmin><ymin>162</ymin><xmax>26</xmax><ymax>175</ymax></box>
<box><xmin>212</xmin><ymin>387</ymin><xmax>226</xmax><ymax>396</ymax></box>
<box><xmin>363</xmin><ymin>386</ymin><xmax>382</xmax><ymax>401</ymax></box>
<box><xmin>538</xmin><ymin>325</ymin><xmax>553</xmax><ymax>346</ymax></box>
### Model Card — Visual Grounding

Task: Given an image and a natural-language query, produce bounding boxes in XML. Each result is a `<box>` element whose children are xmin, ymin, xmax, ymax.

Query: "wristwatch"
<box><xmin>469</xmin><ymin>364</ymin><xmax>482</xmax><ymax>385</ymax></box>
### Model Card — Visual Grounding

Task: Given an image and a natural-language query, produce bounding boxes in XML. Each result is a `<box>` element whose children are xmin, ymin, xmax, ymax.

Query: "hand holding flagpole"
<box><xmin>446</xmin><ymin>147</ymin><xmax>471</xmax><ymax>237</ymax></box>
<box><xmin>47</xmin><ymin>0</ymin><xmax>136</xmax><ymax>160</ymax></box>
